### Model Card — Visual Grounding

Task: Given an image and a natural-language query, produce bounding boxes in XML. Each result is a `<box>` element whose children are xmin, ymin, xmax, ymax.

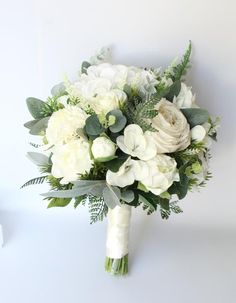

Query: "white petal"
<box><xmin>191</xmin><ymin>125</ymin><xmax>206</xmax><ymax>142</ymax></box>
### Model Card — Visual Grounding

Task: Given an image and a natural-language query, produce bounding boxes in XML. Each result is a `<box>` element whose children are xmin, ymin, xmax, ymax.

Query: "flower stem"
<box><xmin>105</xmin><ymin>254</ymin><xmax>129</xmax><ymax>276</ymax></box>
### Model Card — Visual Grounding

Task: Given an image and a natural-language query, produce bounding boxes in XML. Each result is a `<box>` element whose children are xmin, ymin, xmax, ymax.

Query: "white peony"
<box><xmin>117</xmin><ymin>124</ymin><xmax>157</xmax><ymax>160</ymax></box>
<box><xmin>139</xmin><ymin>155</ymin><xmax>179</xmax><ymax>195</ymax></box>
<box><xmin>173</xmin><ymin>83</ymin><xmax>196</xmax><ymax>108</ymax></box>
<box><xmin>149</xmin><ymin>99</ymin><xmax>191</xmax><ymax>153</ymax></box>
<box><xmin>106</xmin><ymin>158</ymin><xmax>149</xmax><ymax>188</ymax></box>
<box><xmin>51</xmin><ymin>139</ymin><xmax>93</xmax><ymax>184</ymax></box>
<box><xmin>46</xmin><ymin>105</ymin><xmax>88</xmax><ymax>146</ymax></box>
<box><xmin>91</xmin><ymin>137</ymin><xmax>116</xmax><ymax>160</ymax></box>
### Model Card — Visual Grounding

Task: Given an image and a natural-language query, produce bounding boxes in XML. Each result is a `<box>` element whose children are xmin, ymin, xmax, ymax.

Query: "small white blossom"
<box><xmin>92</xmin><ymin>137</ymin><xmax>116</xmax><ymax>160</ymax></box>
<box><xmin>173</xmin><ymin>83</ymin><xmax>196</xmax><ymax>108</ymax></box>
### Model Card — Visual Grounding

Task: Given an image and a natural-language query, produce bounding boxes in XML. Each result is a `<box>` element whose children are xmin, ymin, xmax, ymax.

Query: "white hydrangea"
<box><xmin>46</xmin><ymin>105</ymin><xmax>88</xmax><ymax>146</ymax></box>
<box><xmin>51</xmin><ymin>139</ymin><xmax>93</xmax><ymax>184</ymax></box>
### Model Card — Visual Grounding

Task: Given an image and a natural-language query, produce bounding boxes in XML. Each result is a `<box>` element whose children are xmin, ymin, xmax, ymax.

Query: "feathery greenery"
<box><xmin>87</xmin><ymin>195</ymin><xmax>108</xmax><ymax>224</ymax></box>
<box><xmin>21</xmin><ymin>175</ymin><xmax>48</xmax><ymax>188</ymax></box>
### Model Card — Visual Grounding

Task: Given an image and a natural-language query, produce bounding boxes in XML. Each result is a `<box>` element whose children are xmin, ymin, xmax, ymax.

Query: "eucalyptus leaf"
<box><xmin>121</xmin><ymin>190</ymin><xmax>134</xmax><ymax>203</ymax></box>
<box><xmin>85</xmin><ymin>115</ymin><xmax>105</xmax><ymax>136</ymax></box>
<box><xmin>24</xmin><ymin>119</ymin><xmax>40</xmax><ymax>129</ymax></box>
<box><xmin>107</xmin><ymin>109</ymin><xmax>127</xmax><ymax>133</ymax></box>
<box><xmin>102</xmin><ymin>185</ymin><xmax>121</xmax><ymax>209</ymax></box>
<box><xmin>29</xmin><ymin>117</ymin><xmax>49</xmax><ymax>135</ymax></box>
<box><xmin>27</xmin><ymin>152</ymin><xmax>50</xmax><ymax>166</ymax></box>
<box><xmin>81</xmin><ymin>61</ymin><xmax>91</xmax><ymax>74</ymax></box>
<box><xmin>51</xmin><ymin>82</ymin><xmax>66</xmax><ymax>97</ymax></box>
<box><xmin>181</xmin><ymin>108</ymin><xmax>209</xmax><ymax>128</ymax></box>
<box><xmin>41</xmin><ymin>188</ymin><xmax>89</xmax><ymax>198</ymax></box>
<box><xmin>26</xmin><ymin>97</ymin><xmax>47</xmax><ymax>119</ymax></box>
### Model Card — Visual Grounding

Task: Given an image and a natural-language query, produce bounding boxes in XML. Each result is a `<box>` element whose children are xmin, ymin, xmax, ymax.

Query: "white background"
<box><xmin>0</xmin><ymin>0</ymin><xmax>236</xmax><ymax>302</ymax></box>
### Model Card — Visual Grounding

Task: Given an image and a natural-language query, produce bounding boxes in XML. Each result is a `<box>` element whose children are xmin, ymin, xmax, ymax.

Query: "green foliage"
<box><xmin>87</xmin><ymin>195</ymin><xmax>108</xmax><ymax>224</ymax></box>
<box><xmin>85</xmin><ymin>114</ymin><xmax>105</xmax><ymax>136</ymax></box>
<box><xmin>165</xmin><ymin>41</ymin><xmax>192</xmax><ymax>81</ymax></box>
<box><xmin>181</xmin><ymin>108</ymin><xmax>210</xmax><ymax>128</ymax></box>
<box><xmin>21</xmin><ymin>176</ymin><xmax>48</xmax><ymax>188</ymax></box>
<box><xmin>124</xmin><ymin>94</ymin><xmax>159</xmax><ymax>132</ymax></box>
<box><xmin>81</xmin><ymin>61</ymin><xmax>91</xmax><ymax>74</ymax></box>
<box><xmin>165</xmin><ymin>80</ymin><xmax>181</xmax><ymax>101</ymax></box>
<box><xmin>160</xmin><ymin>201</ymin><xmax>183</xmax><ymax>219</ymax></box>
<box><xmin>47</xmin><ymin>197</ymin><xmax>72</xmax><ymax>208</ymax></box>
<box><xmin>26</xmin><ymin>97</ymin><xmax>49</xmax><ymax>119</ymax></box>
<box><xmin>46</xmin><ymin>175</ymin><xmax>73</xmax><ymax>191</ymax></box>
<box><xmin>51</xmin><ymin>82</ymin><xmax>66</xmax><ymax>97</ymax></box>
<box><xmin>104</xmin><ymin>151</ymin><xmax>128</xmax><ymax>172</ymax></box>
<box><xmin>107</xmin><ymin>110</ymin><xmax>127</xmax><ymax>133</ymax></box>
<box><xmin>74</xmin><ymin>195</ymin><xmax>87</xmax><ymax>209</ymax></box>
<box><xmin>80</xmin><ymin>162</ymin><xmax>107</xmax><ymax>180</ymax></box>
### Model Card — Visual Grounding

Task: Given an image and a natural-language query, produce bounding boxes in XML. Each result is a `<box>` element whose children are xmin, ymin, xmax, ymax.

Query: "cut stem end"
<box><xmin>105</xmin><ymin>254</ymin><xmax>129</xmax><ymax>276</ymax></box>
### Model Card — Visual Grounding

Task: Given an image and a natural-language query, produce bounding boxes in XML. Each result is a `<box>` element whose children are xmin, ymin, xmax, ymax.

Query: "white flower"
<box><xmin>173</xmin><ymin>83</ymin><xmax>196</xmax><ymax>108</ymax></box>
<box><xmin>149</xmin><ymin>99</ymin><xmax>190</xmax><ymax>153</ymax></box>
<box><xmin>87</xmin><ymin>63</ymin><xmax>128</xmax><ymax>89</ymax></box>
<box><xmin>126</xmin><ymin>66</ymin><xmax>158</xmax><ymax>94</ymax></box>
<box><xmin>91</xmin><ymin>137</ymin><xmax>116</xmax><ymax>160</ymax></box>
<box><xmin>46</xmin><ymin>105</ymin><xmax>88</xmax><ymax>146</ymax></box>
<box><xmin>117</xmin><ymin>124</ymin><xmax>157</xmax><ymax>160</ymax></box>
<box><xmin>191</xmin><ymin>125</ymin><xmax>207</xmax><ymax>142</ymax></box>
<box><xmin>51</xmin><ymin>139</ymin><xmax>93</xmax><ymax>184</ymax></box>
<box><xmin>90</xmin><ymin>89</ymin><xmax>127</xmax><ymax>114</ymax></box>
<box><xmin>89</xmin><ymin>47</ymin><xmax>111</xmax><ymax>65</ymax></box>
<box><xmin>140</xmin><ymin>155</ymin><xmax>179</xmax><ymax>195</ymax></box>
<box><xmin>106</xmin><ymin>158</ymin><xmax>149</xmax><ymax>188</ymax></box>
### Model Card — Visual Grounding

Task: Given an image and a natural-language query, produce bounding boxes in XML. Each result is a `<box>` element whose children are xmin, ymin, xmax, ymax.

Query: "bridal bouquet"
<box><xmin>22</xmin><ymin>43</ymin><xmax>219</xmax><ymax>275</ymax></box>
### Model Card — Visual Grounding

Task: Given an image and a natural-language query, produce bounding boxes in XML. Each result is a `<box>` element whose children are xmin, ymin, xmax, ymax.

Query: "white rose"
<box><xmin>117</xmin><ymin>124</ymin><xmax>157</xmax><ymax>160</ymax></box>
<box><xmin>173</xmin><ymin>83</ymin><xmax>196</xmax><ymax>108</ymax></box>
<box><xmin>46</xmin><ymin>105</ymin><xmax>88</xmax><ymax>146</ymax></box>
<box><xmin>90</xmin><ymin>89</ymin><xmax>127</xmax><ymax>114</ymax></box>
<box><xmin>140</xmin><ymin>155</ymin><xmax>179</xmax><ymax>195</ymax></box>
<box><xmin>92</xmin><ymin>137</ymin><xmax>116</xmax><ymax>160</ymax></box>
<box><xmin>149</xmin><ymin>99</ymin><xmax>191</xmax><ymax>153</ymax></box>
<box><xmin>106</xmin><ymin>158</ymin><xmax>149</xmax><ymax>188</ymax></box>
<box><xmin>191</xmin><ymin>123</ymin><xmax>212</xmax><ymax>147</ymax></box>
<box><xmin>51</xmin><ymin>139</ymin><xmax>93</xmax><ymax>184</ymax></box>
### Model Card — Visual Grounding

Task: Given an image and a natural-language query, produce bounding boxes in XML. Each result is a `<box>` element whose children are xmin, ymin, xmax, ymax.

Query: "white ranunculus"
<box><xmin>51</xmin><ymin>139</ymin><xmax>93</xmax><ymax>184</ymax></box>
<box><xmin>46</xmin><ymin>105</ymin><xmax>88</xmax><ymax>146</ymax></box>
<box><xmin>140</xmin><ymin>155</ymin><xmax>179</xmax><ymax>195</ymax></box>
<box><xmin>90</xmin><ymin>89</ymin><xmax>127</xmax><ymax>114</ymax></box>
<box><xmin>173</xmin><ymin>82</ymin><xmax>196</xmax><ymax>108</ymax></box>
<box><xmin>106</xmin><ymin>158</ymin><xmax>149</xmax><ymax>188</ymax></box>
<box><xmin>117</xmin><ymin>124</ymin><xmax>157</xmax><ymax>160</ymax></box>
<box><xmin>149</xmin><ymin>99</ymin><xmax>191</xmax><ymax>153</ymax></box>
<box><xmin>92</xmin><ymin>137</ymin><xmax>116</xmax><ymax>160</ymax></box>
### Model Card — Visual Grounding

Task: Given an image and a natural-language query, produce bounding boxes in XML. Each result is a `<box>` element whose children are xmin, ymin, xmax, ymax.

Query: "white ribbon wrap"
<box><xmin>106</xmin><ymin>205</ymin><xmax>131</xmax><ymax>259</ymax></box>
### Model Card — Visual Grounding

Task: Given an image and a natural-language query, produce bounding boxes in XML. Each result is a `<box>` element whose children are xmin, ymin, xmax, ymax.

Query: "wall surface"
<box><xmin>0</xmin><ymin>0</ymin><xmax>236</xmax><ymax>302</ymax></box>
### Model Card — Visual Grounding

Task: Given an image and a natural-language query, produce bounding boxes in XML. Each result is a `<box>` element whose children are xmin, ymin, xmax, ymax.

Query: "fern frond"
<box><xmin>88</xmin><ymin>195</ymin><xmax>108</xmax><ymax>224</ymax></box>
<box><xmin>165</xmin><ymin>41</ymin><xmax>192</xmax><ymax>81</ymax></box>
<box><xmin>21</xmin><ymin>175</ymin><xmax>48</xmax><ymax>188</ymax></box>
<box><xmin>29</xmin><ymin>142</ymin><xmax>42</xmax><ymax>148</ymax></box>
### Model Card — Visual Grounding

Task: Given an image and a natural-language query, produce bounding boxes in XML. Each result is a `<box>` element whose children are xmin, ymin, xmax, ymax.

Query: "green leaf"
<box><xmin>81</xmin><ymin>61</ymin><xmax>91</xmax><ymax>74</ymax></box>
<box><xmin>95</xmin><ymin>155</ymin><xmax>118</xmax><ymax>163</ymax></box>
<box><xmin>139</xmin><ymin>194</ymin><xmax>156</xmax><ymax>214</ymax></box>
<box><xmin>27</xmin><ymin>152</ymin><xmax>50</xmax><ymax>166</ymax></box>
<box><xmin>164</xmin><ymin>80</ymin><xmax>181</xmax><ymax>101</ymax></box>
<box><xmin>102</xmin><ymin>185</ymin><xmax>121</xmax><ymax>209</ymax></box>
<box><xmin>74</xmin><ymin>195</ymin><xmax>86</xmax><ymax>208</ymax></box>
<box><xmin>51</xmin><ymin>82</ymin><xmax>66</xmax><ymax>96</ymax></box>
<box><xmin>121</xmin><ymin>190</ymin><xmax>135</xmax><ymax>203</ymax></box>
<box><xmin>159</xmin><ymin>198</ymin><xmax>170</xmax><ymax>210</ymax></box>
<box><xmin>24</xmin><ymin>120</ymin><xmax>40</xmax><ymax>129</ymax></box>
<box><xmin>29</xmin><ymin>117</ymin><xmax>49</xmax><ymax>135</ymax></box>
<box><xmin>85</xmin><ymin>115</ymin><xmax>105</xmax><ymax>136</ymax></box>
<box><xmin>104</xmin><ymin>153</ymin><xmax>128</xmax><ymax>172</ymax></box>
<box><xmin>181</xmin><ymin>108</ymin><xmax>210</xmax><ymax>128</ymax></box>
<box><xmin>26</xmin><ymin>97</ymin><xmax>48</xmax><ymax>119</ymax></box>
<box><xmin>107</xmin><ymin>110</ymin><xmax>127</xmax><ymax>133</ymax></box>
<box><xmin>47</xmin><ymin>197</ymin><xmax>71</xmax><ymax>208</ymax></box>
